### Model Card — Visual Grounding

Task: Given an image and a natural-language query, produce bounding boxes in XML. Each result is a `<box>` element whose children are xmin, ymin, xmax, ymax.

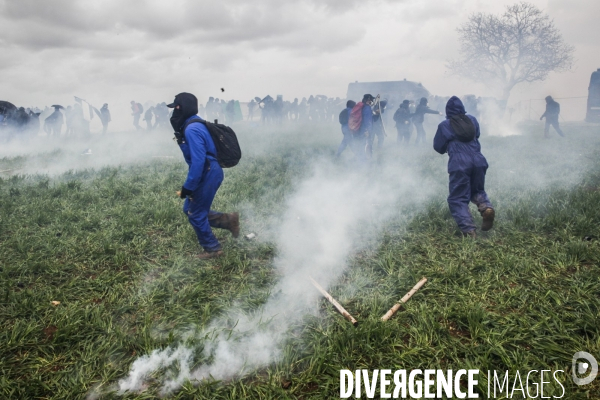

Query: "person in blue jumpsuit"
<box><xmin>168</xmin><ymin>92</ymin><xmax>239</xmax><ymax>259</ymax></box>
<box><xmin>433</xmin><ymin>96</ymin><xmax>495</xmax><ymax>237</ymax></box>
<box><xmin>336</xmin><ymin>100</ymin><xmax>356</xmax><ymax>157</ymax></box>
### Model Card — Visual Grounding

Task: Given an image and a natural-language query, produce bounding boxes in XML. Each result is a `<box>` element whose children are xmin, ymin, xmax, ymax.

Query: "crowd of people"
<box><xmin>1</xmin><ymin>92</ymin><xmax>565</xmax><ymax>149</ymax></box>
<box><xmin>0</xmin><ymin>101</ymin><xmax>112</xmax><ymax>139</ymax></box>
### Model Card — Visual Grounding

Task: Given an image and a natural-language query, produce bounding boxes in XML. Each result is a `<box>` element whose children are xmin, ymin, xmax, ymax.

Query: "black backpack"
<box><xmin>137</xmin><ymin>103</ymin><xmax>144</xmax><ymax>114</ymax></box>
<box><xmin>449</xmin><ymin>114</ymin><xmax>476</xmax><ymax>142</ymax></box>
<box><xmin>338</xmin><ymin>108</ymin><xmax>349</xmax><ymax>125</ymax></box>
<box><xmin>183</xmin><ymin>118</ymin><xmax>242</xmax><ymax>168</ymax></box>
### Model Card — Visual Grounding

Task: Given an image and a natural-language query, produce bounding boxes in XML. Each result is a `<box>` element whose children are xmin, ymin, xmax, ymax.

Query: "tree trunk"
<box><xmin>499</xmin><ymin>86</ymin><xmax>512</xmax><ymax>113</ymax></box>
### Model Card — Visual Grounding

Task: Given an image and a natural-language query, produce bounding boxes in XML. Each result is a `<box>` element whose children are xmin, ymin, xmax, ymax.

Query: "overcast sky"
<box><xmin>0</xmin><ymin>0</ymin><xmax>598</xmax><ymax>119</ymax></box>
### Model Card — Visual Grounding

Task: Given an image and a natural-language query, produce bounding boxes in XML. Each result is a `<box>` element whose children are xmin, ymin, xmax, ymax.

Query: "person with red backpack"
<box><xmin>347</xmin><ymin>94</ymin><xmax>375</xmax><ymax>161</ymax></box>
<box><xmin>335</xmin><ymin>100</ymin><xmax>356</xmax><ymax>158</ymax></box>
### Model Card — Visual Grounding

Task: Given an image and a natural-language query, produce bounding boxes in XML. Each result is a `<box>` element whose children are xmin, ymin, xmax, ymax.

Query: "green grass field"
<box><xmin>1</xmin><ymin>122</ymin><xmax>600</xmax><ymax>399</ymax></box>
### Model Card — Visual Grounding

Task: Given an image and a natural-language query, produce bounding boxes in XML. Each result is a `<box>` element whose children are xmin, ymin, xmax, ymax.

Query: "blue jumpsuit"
<box><xmin>179</xmin><ymin>115</ymin><xmax>224</xmax><ymax>252</ymax></box>
<box><xmin>433</xmin><ymin>97</ymin><xmax>493</xmax><ymax>234</ymax></box>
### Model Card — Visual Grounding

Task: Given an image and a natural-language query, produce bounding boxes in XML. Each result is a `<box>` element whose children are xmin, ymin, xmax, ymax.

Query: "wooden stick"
<box><xmin>381</xmin><ymin>277</ymin><xmax>427</xmax><ymax>321</ymax></box>
<box><xmin>309</xmin><ymin>276</ymin><xmax>358</xmax><ymax>326</ymax></box>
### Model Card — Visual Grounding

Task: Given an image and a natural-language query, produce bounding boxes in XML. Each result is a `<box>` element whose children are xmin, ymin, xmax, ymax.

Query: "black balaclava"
<box><xmin>169</xmin><ymin>92</ymin><xmax>198</xmax><ymax>132</ymax></box>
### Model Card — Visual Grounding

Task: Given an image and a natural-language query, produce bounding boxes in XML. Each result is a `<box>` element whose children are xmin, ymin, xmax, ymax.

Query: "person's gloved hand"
<box><xmin>180</xmin><ymin>186</ymin><xmax>193</xmax><ymax>199</ymax></box>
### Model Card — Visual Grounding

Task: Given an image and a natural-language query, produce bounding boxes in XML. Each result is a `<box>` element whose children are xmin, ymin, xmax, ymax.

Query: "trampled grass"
<box><xmin>1</xmin><ymin>121</ymin><xmax>600</xmax><ymax>399</ymax></box>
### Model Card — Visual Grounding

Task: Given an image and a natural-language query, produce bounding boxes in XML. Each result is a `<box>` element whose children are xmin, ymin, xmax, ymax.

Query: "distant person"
<box><xmin>413</xmin><ymin>97</ymin><xmax>440</xmax><ymax>145</ymax></box>
<box><xmin>393</xmin><ymin>100</ymin><xmax>413</xmax><ymax>144</ymax></box>
<box><xmin>336</xmin><ymin>100</ymin><xmax>356</xmax><ymax>158</ymax></box>
<box><xmin>540</xmin><ymin>96</ymin><xmax>565</xmax><ymax>138</ymax></box>
<box><xmin>130</xmin><ymin>100</ymin><xmax>143</xmax><ymax>130</ymax></box>
<box><xmin>225</xmin><ymin>100</ymin><xmax>235</xmax><ymax>123</ymax></box>
<box><xmin>206</xmin><ymin>97</ymin><xmax>217</xmax><ymax>121</ymax></box>
<box><xmin>247</xmin><ymin>99</ymin><xmax>257</xmax><ymax>120</ymax></box>
<box><xmin>434</xmin><ymin>96</ymin><xmax>494</xmax><ymax>238</ymax></box>
<box><xmin>157</xmin><ymin>102</ymin><xmax>170</xmax><ymax>128</ymax></box>
<box><xmin>100</xmin><ymin>103</ymin><xmax>111</xmax><ymax>134</ymax></box>
<box><xmin>260</xmin><ymin>95</ymin><xmax>274</xmax><ymax>124</ymax></box>
<box><xmin>15</xmin><ymin>107</ymin><xmax>29</xmax><ymax>132</ymax></box>
<box><xmin>290</xmin><ymin>98</ymin><xmax>299</xmax><ymax>121</ymax></box>
<box><xmin>144</xmin><ymin>106</ymin><xmax>154</xmax><ymax>130</ymax></box>
<box><xmin>44</xmin><ymin>106</ymin><xmax>64</xmax><ymax>136</ymax></box>
<box><xmin>27</xmin><ymin>110</ymin><xmax>41</xmax><ymax>135</ymax></box>
<box><xmin>168</xmin><ymin>92</ymin><xmax>240</xmax><ymax>259</ymax></box>
<box><xmin>368</xmin><ymin>100</ymin><xmax>387</xmax><ymax>154</ymax></box>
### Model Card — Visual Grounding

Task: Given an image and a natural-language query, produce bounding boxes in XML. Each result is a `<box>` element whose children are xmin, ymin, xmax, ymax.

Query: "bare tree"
<box><xmin>447</xmin><ymin>2</ymin><xmax>574</xmax><ymax>107</ymax></box>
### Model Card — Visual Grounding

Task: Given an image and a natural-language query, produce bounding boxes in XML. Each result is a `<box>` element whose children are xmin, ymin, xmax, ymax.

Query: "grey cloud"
<box><xmin>0</xmin><ymin>0</ymin><xmax>379</xmax><ymax>51</ymax></box>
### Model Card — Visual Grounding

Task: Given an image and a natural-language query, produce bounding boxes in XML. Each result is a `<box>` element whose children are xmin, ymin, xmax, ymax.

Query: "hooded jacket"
<box><xmin>541</xmin><ymin>98</ymin><xmax>560</xmax><ymax>120</ymax></box>
<box><xmin>393</xmin><ymin>103</ymin><xmax>412</xmax><ymax>127</ymax></box>
<box><xmin>170</xmin><ymin>93</ymin><xmax>219</xmax><ymax>192</ymax></box>
<box><xmin>433</xmin><ymin>96</ymin><xmax>488</xmax><ymax>172</ymax></box>
<box><xmin>413</xmin><ymin>98</ymin><xmax>438</xmax><ymax>123</ymax></box>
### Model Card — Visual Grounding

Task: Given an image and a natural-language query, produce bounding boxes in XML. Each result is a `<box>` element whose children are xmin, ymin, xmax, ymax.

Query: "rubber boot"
<box><xmin>481</xmin><ymin>208</ymin><xmax>495</xmax><ymax>232</ymax></box>
<box><xmin>462</xmin><ymin>230</ymin><xmax>476</xmax><ymax>239</ymax></box>
<box><xmin>211</xmin><ymin>212</ymin><xmax>240</xmax><ymax>238</ymax></box>
<box><xmin>227</xmin><ymin>212</ymin><xmax>240</xmax><ymax>238</ymax></box>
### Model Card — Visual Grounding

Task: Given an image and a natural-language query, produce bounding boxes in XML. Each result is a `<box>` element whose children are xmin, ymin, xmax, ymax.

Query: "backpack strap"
<box><xmin>181</xmin><ymin>118</ymin><xmax>217</xmax><ymax>159</ymax></box>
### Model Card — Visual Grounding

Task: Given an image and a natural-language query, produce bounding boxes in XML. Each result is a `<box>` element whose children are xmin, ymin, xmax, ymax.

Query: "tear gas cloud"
<box><xmin>115</xmin><ymin>154</ymin><xmax>441</xmax><ymax>396</ymax></box>
<box><xmin>108</xmin><ymin>117</ymin><xmax>598</xmax><ymax>396</ymax></box>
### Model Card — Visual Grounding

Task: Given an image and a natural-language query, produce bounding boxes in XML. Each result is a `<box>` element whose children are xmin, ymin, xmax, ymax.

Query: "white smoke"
<box><xmin>115</xmin><ymin>157</ymin><xmax>436</xmax><ymax>396</ymax></box>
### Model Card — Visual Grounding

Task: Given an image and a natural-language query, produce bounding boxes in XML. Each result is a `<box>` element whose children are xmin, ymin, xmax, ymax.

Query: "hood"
<box><xmin>168</xmin><ymin>92</ymin><xmax>198</xmax><ymax>119</ymax></box>
<box><xmin>445</xmin><ymin>96</ymin><xmax>466</xmax><ymax>118</ymax></box>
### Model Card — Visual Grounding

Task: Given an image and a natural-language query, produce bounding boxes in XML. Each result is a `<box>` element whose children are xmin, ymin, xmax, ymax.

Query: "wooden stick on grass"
<box><xmin>309</xmin><ymin>276</ymin><xmax>358</xmax><ymax>326</ymax></box>
<box><xmin>381</xmin><ymin>277</ymin><xmax>428</xmax><ymax>321</ymax></box>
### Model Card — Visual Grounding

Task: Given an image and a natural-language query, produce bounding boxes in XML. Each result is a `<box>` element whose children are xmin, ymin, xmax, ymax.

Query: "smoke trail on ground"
<box><xmin>115</xmin><ymin>158</ymin><xmax>436</xmax><ymax>396</ymax></box>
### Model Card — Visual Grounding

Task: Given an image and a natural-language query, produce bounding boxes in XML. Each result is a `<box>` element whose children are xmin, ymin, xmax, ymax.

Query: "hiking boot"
<box><xmin>197</xmin><ymin>250</ymin><xmax>223</xmax><ymax>259</ymax></box>
<box><xmin>481</xmin><ymin>208</ymin><xmax>495</xmax><ymax>231</ymax></box>
<box><xmin>462</xmin><ymin>230</ymin><xmax>476</xmax><ymax>239</ymax></box>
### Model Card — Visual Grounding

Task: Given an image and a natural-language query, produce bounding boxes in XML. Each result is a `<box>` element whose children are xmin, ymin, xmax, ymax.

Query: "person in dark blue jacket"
<box><xmin>540</xmin><ymin>96</ymin><xmax>564</xmax><ymax>138</ymax></box>
<box><xmin>336</xmin><ymin>100</ymin><xmax>356</xmax><ymax>158</ymax></box>
<box><xmin>414</xmin><ymin>97</ymin><xmax>440</xmax><ymax>145</ymax></box>
<box><xmin>434</xmin><ymin>96</ymin><xmax>494</xmax><ymax>237</ymax></box>
<box><xmin>393</xmin><ymin>100</ymin><xmax>412</xmax><ymax>144</ymax></box>
<box><xmin>168</xmin><ymin>92</ymin><xmax>239</xmax><ymax>259</ymax></box>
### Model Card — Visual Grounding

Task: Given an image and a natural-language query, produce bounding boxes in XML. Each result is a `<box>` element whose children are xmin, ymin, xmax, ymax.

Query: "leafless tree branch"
<box><xmin>446</xmin><ymin>2</ymin><xmax>574</xmax><ymax>105</ymax></box>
